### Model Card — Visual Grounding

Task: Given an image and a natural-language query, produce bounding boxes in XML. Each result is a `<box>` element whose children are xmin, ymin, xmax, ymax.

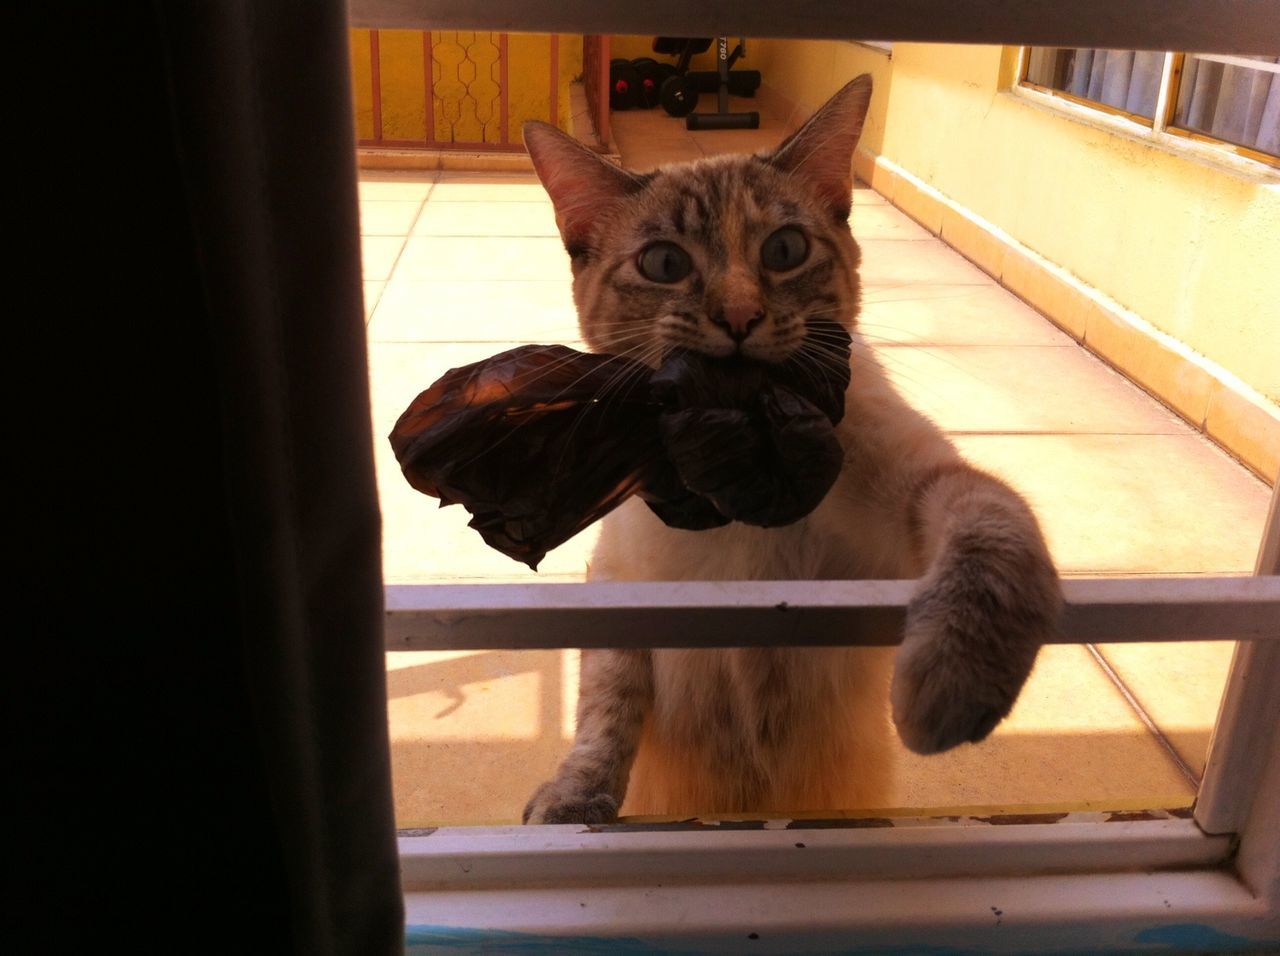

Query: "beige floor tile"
<box><xmin>612</xmin><ymin>111</ymin><xmax>685</xmax><ymax>136</ymax></box>
<box><xmin>623</xmin><ymin>145</ymin><xmax>707</xmax><ymax>172</ymax></box>
<box><xmin>612</xmin><ymin>124</ymin><xmax>698</xmax><ymax>147</ymax></box>
<box><xmin>413</xmin><ymin>200</ymin><xmax>558</xmax><ymax>237</ymax></box>
<box><xmin>689</xmin><ymin>129</ymin><xmax>786</xmax><ymax>157</ymax></box>
<box><xmin>892</xmin><ymin>645</ymin><xmax>1195</xmax><ymax>811</ymax></box>
<box><xmin>388</xmin><ymin>648</ymin><xmax>577</xmax><ymax>825</ymax></box>
<box><xmin>859</xmin><ymin>238</ymin><xmax>989</xmax><ymax>287</ymax></box>
<box><xmin>429</xmin><ymin>174</ymin><xmax>547</xmax><ymax>202</ymax></box>
<box><xmin>360</xmin><ymin>235</ymin><xmax>406</xmax><ymax>281</ymax></box>
<box><xmin>859</xmin><ymin>284</ymin><xmax>1076</xmax><ymax>347</ymax></box>
<box><xmin>369</xmin><ymin>279</ymin><xmax>580</xmax><ymax>344</ymax></box>
<box><xmin>852</xmin><ymin>204</ymin><xmax>934</xmax><ymax>241</ymax></box>
<box><xmin>392</xmin><ymin>236</ymin><xmax>572</xmax><ymax>283</ymax></box>
<box><xmin>358</xmin><ymin>172</ymin><xmax>435</xmax><ymax>201</ymax></box>
<box><xmin>852</xmin><ymin>183</ymin><xmax>887</xmax><ymax>205</ymax></box>
<box><xmin>1092</xmin><ymin>641</ymin><xmax>1237</xmax><ymax>780</ymax></box>
<box><xmin>875</xmin><ymin>344</ymin><xmax>1189</xmax><ymax>435</ymax></box>
<box><xmin>363</xmin><ymin>281</ymin><xmax>384</xmax><ymax>322</ymax></box>
<box><xmin>388</xmin><ymin>642</ymin><xmax>1195</xmax><ymax>825</ymax></box>
<box><xmin>953</xmin><ymin>433</ymin><xmax>1272</xmax><ymax>574</ymax></box>
<box><xmin>360</xmin><ymin>200</ymin><xmax>424</xmax><ymax>236</ymax></box>
<box><xmin>611</xmin><ymin>134</ymin><xmax>703</xmax><ymax>159</ymax></box>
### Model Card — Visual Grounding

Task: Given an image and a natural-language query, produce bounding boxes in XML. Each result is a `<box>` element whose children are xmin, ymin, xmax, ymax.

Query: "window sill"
<box><xmin>1007</xmin><ymin>83</ymin><xmax>1280</xmax><ymax>183</ymax></box>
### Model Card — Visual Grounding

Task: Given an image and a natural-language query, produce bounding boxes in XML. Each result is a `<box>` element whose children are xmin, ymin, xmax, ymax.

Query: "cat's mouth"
<box><xmin>649</xmin><ymin>317</ymin><xmax>853</xmax><ymax>425</ymax></box>
<box><xmin>648</xmin><ymin>313</ymin><xmax>844</xmax><ymax>368</ymax></box>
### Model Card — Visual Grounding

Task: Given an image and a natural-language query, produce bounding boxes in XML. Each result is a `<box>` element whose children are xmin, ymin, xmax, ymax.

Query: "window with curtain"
<box><xmin>1024</xmin><ymin>48</ymin><xmax>1164</xmax><ymax>121</ymax></box>
<box><xmin>1022</xmin><ymin>48</ymin><xmax>1279</xmax><ymax>164</ymax></box>
<box><xmin>1173</xmin><ymin>54</ymin><xmax>1279</xmax><ymax>156</ymax></box>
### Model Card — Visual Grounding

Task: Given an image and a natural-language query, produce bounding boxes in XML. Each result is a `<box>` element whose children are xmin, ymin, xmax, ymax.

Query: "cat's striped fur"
<box><xmin>520</xmin><ymin>75</ymin><xmax>1061</xmax><ymax>822</ymax></box>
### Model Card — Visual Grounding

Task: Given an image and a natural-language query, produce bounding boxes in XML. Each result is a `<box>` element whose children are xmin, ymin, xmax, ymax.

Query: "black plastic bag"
<box><xmin>390</xmin><ymin>321</ymin><xmax>852</xmax><ymax>569</ymax></box>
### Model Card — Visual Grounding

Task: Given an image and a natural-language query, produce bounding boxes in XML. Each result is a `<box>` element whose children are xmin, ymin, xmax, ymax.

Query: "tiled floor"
<box><xmin>364</xmin><ymin>101</ymin><xmax>1273</xmax><ymax>826</ymax></box>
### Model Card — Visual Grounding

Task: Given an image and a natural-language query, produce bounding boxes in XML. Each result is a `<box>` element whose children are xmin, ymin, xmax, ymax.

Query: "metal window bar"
<box><xmin>386</xmin><ymin>575</ymin><xmax>1280</xmax><ymax>652</ymax></box>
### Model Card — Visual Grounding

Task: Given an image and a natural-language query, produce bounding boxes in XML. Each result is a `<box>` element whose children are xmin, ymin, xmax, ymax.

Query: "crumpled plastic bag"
<box><xmin>389</xmin><ymin>320</ymin><xmax>852</xmax><ymax>569</ymax></box>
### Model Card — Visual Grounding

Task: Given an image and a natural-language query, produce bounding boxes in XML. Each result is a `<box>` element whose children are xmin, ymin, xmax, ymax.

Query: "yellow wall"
<box><xmin>349</xmin><ymin>30</ymin><xmax>581</xmax><ymax>146</ymax></box>
<box><xmin>749</xmin><ymin>40</ymin><xmax>894</xmax><ymax>156</ymax></box>
<box><xmin>750</xmin><ymin>40</ymin><xmax>1280</xmax><ymax>402</ymax></box>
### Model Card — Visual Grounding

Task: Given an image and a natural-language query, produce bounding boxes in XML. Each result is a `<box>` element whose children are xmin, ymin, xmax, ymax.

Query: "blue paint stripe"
<box><xmin>405</xmin><ymin>922</ymin><xmax>1277</xmax><ymax>955</ymax></box>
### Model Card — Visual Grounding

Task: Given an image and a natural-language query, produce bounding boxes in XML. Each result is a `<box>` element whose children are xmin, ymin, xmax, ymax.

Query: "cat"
<box><xmin>518</xmin><ymin>75</ymin><xmax>1061</xmax><ymax>822</ymax></box>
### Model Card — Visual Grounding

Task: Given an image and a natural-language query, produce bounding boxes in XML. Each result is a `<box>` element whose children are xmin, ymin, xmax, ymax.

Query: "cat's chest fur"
<box><xmin>586</xmin><ymin>380</ymin><xmax>933</xmax><ymax>814</ymax></box>
<box><xmin>591</xmin><ymin>501</ymin><xmax>839</xmax><ymax>582</ymax></box>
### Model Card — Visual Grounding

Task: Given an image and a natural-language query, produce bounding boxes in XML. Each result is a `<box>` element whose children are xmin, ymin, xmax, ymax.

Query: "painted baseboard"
<box><xmin>357</xmin><ymin>148</ymin><xmax>533</xmax><ymax>171</ymax></box>
<box><xmin>855</xmin><ymin>149</ymin><xmax>1280</xmax><ymax>485</ymax></box>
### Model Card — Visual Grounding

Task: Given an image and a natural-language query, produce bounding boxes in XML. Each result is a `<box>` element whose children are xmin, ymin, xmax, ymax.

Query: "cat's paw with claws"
<box><xmin>891</xmin><ymin>564</ymin><xmax>1057</xmax><ymax>755</ymax></box>
<box><xmin>523</xmin><ymin>780</ymin><xmax>619</xmax><ymax>825</ymax></box>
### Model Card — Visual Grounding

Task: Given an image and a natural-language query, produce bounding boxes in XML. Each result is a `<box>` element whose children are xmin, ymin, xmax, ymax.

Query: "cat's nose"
<box><xmin>712</xmin><ymin>303</ymin><xmax>765</xmax><ymax>342</ymax></box>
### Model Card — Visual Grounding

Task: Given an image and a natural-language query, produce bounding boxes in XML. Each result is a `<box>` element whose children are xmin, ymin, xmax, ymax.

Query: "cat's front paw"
<box><xmin>891</xmin><ymin>637</ymin><xmax>1018</xmax><ymax>755</ymax></box>
<box><xmin>890</xmin><ymin>573</ymin><xmax>1055</xmax><ymax>755</ymax></box>
<box><xmin>523</xmin><ymin>780</ymin><xmax>619</xmax><ymax>825</ymax></box>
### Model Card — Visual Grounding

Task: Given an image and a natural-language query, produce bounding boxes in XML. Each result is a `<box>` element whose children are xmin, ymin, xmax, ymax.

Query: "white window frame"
<box><xmin>356</xmin><ymin>2</ymin><xmax>1280</xmax><ymax>950</ymax></box>
<box><xmin>1013</xmin><ymin>48</ymin><xmax>1280</xmax><ymax>174</ymax></box>
<box><xmin>389</xmin><ymin>499</ymin><xmax>1280</xmax><ymax>950</ymax></box>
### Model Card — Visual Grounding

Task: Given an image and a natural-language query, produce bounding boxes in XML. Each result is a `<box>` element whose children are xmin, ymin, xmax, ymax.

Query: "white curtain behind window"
<box><xmin>1066</xmin><ymin>49</ymin><xmax>1165</xmax><ymax>118</ymax></box>
<box><xmin>1176</xmin><ymin>55</ymin><xmax>1280</xmax><ymax>156</ymax></box>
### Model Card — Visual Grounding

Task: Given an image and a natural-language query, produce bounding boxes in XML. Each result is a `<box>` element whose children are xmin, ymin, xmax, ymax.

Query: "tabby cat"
<box><xmin>519</xmin><ymin>75</ymin><xmax>1061</xmax><ymax>822</ymax></box>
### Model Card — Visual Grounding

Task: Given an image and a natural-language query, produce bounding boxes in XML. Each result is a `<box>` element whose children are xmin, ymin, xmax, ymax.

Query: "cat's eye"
<box><xmin>760</xmin><ymin>227</ymin><xmax>809</xmax><ymax>271</ymax></box>
<box><xmin>637</xmin><ymin>242</ymin><xmax>693</xmax><ymax>283</ymax></box>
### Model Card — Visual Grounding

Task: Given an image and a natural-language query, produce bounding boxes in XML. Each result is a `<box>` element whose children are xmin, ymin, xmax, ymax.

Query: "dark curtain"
<box><xmin>16</xmin><ymin>4</ymin><xmax>402</xmax><ymax>953</ymax></box>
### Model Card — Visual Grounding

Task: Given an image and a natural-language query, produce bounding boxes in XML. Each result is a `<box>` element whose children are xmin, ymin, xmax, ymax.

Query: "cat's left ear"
<box><xmin>766</xmin><ymin>74</ymin><xmax>872</xmax><ymax>222</ymax></box>
<box><xmin>524</xmin><ymin>120</ymin><xmax>646</xmax><ymax>257</ymax></box>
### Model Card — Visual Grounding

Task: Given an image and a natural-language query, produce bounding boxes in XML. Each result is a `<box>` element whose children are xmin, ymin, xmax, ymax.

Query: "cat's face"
<box><xmin>566</xmin><ymin>155</ymin><xmax>862</xmax><ymax>364</ymax></box>
<box><xmin>525</xmin><ymin>76</ymin><xmax>873</xmax><ymax>368</ymax></box>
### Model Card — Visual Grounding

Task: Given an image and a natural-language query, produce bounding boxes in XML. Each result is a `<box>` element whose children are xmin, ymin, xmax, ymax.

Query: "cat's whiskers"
<box><xmin>799</xmin><ymin>307</ymin><xmax>975</xmax><ymax>393</ymax></box>
<box><xmin>499</xmin><ymin>328</ymin><xmax>656</xmax><ymax>392</ymax></box>
<box><xmin>550</xmin><ymin>340</ymin><xmax>668</xmax><ymax>473</ymax></box>
<box><xmin>782</xmin><ymin>348</ymin><xmax>833</xmax><ymax>396</ymax></box>
<box><xmin>792</xmin><ymin>322</ymin><xmax>935</xmax><ymax>400</ymax></box>
<box><xmin>655</xmin><ymin>313</ymin><xmax>720</xmax><ymax>358</ymax></box>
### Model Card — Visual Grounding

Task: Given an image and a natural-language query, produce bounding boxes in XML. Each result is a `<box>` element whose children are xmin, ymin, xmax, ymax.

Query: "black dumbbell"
<box><xmin>660</xmin><ymin>74</ymin><xmax>699</xmax><ymax>118</ymax></box>
<box><xmin>631</xmin><ymin>57</ymin><xmax>669</xmax><ymax>110</ymax></box>
<box><xmin>609</xmin><ymin>58</ymin><xmax>641</xmax><ymax>111</ymax></box>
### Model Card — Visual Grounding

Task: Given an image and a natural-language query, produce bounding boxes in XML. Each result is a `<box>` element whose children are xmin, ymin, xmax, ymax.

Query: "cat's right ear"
<box><xmin>523</xmin><ymin>121</ymin><xmax>645</xmax><ymax>257</ymax></box>
<box><xmin>766</xmin><ymin>74</ymin><xmax>872</xmax><ymax>222</ymax></box>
